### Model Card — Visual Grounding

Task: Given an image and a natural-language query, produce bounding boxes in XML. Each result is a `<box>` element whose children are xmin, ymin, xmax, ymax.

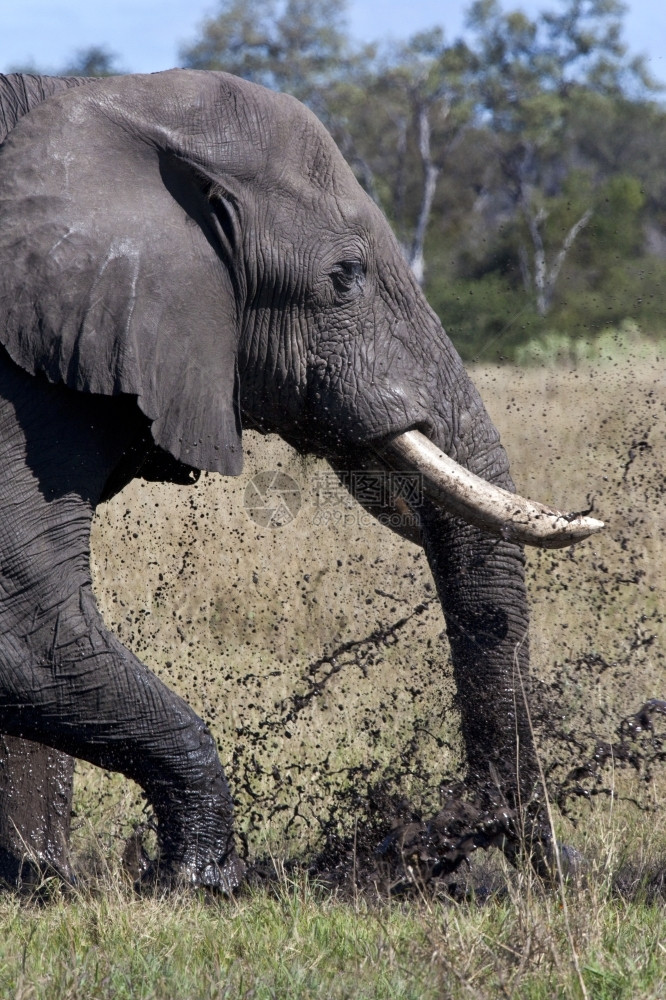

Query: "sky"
<box><xmin>1</xmin><ymin>0</ymin><xmax>665</xmax><ymax>85</ymax></box>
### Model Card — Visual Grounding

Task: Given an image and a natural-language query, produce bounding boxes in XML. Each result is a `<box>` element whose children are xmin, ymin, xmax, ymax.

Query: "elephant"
<box><xmin>0</xmin><ymin>69</ymin><xmax>602</xmax><ymax>890</ymax></box>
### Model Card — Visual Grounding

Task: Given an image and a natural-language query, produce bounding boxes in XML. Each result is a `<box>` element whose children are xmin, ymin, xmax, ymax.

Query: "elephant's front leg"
<box><xmin>1</xmin><ymin>588</ymin><xmax>243</xmax><ymax>891</ymax></box>
<box><xmin>0</xmin><ymin>736</ymin><xmax>74</xmax><ymax>886</ymax></box>
<box><xmin>412</xmin><ymin>499</ymin><xmax>559</xmax><ymax>880</ymax></box>
<box><xmin>1</xmin><ymin>584</ymin><xmax>244</xmax><ymax>890</ymax></box>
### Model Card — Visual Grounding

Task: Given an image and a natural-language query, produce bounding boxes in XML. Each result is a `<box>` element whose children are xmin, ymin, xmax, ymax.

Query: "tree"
<box><xmin>462</xmin><ymin>0</ymin><xmax>657</xmax><ymax>316</ymax></box>
<box><xmin>180</xmin><ymin>0</ymin><xmax>352</xmax><ymax>103</ymax></box>
<box><xmin>7</xmin><ymin>46</ymin><xmax>124</xmax><ymax>78</ymax></box>
<box><xmin>60</xmin><ymin>46</ymin><xmax>124</xmax><ymax>78</ymax></box>
<box><xmin>337</xmin><ymin>31</ymin><xmax>474</xmax><ymax>284</ymax></box>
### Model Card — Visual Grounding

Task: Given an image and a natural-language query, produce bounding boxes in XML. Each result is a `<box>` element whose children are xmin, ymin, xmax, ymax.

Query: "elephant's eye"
<box><xmin>330</xmin><ymin>260</ymin><xmax>366</xmax><ymax>298</ymax></box>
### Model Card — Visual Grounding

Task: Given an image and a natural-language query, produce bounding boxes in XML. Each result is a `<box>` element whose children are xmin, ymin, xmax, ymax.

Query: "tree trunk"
<box><xmin>407</xmin><ymin>106</ymin><xmax>440</xmax><ymax>285</ymax></box>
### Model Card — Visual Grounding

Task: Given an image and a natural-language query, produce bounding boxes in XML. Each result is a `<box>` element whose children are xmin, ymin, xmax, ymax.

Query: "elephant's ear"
<box><xmin>0</xmin><ymin>76</ymin><xmax>243</xmax><ymax>475</ymax></box>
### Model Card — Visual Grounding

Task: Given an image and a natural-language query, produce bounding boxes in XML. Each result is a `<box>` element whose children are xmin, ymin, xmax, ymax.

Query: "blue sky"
<box><xmin>2</xmin><ymin>0</ymin><xmax>665</xmax><ymax>85</ymax></box>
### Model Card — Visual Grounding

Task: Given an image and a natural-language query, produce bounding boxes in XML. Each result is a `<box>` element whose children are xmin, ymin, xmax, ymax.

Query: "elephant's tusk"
<box><xmin>380</xmin><ymin>430</ymin><xmax>604</xmax><ymax>549</ymax></box>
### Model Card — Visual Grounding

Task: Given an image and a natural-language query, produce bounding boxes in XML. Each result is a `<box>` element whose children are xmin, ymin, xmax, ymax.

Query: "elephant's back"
<box><xmin>0</xmin><ymin>73</ymin><xmax>89</xmax><ymax>146</ymax></box>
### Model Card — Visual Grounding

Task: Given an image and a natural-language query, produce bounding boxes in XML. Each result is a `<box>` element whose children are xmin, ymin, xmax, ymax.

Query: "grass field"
<box><xmin>1</xmin><ymin>338</ymin><xmax>665</xmax><ymax>998</ymax></box>
<box><xmin>1</xmin><ymin>828</ymin><xmax>665</xmax><ymax>1000</ymax></box>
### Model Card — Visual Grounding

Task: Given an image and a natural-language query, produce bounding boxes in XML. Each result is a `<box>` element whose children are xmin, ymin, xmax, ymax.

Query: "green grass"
<box><xmin>2</xmin><ymin>815</ymin><xmax>665</xmax><ymax>1000</ymax></box>
<box><xmin>2</xmin><ymin>882</ymin><xmax>438</xmax><ymax>999</ymax></box>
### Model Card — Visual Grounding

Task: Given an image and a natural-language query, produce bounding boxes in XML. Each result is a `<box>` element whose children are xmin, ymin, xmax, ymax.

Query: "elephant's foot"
<box><xmin>122</xmin><ymin>822</ymin><xmax>245</xmax><ymax>894</ymax></box>
<box><xmin>124</xmin><ymin>771</ymin><xmax>246</xmax><ymax>894</ymax></box>
<box><xmin>376</xmin><ymin>792</ymin><xmax>519</xmax><ymax>885</ymax></box>
<box><xmin>508</xmin><ymin>833</ymin><xmax>586</xmax><ymax>885</ymax></box>
<box><xmin>0</xmin><ymin>849</ymin><xmax>77</xmax><ymax>896</ymax></box>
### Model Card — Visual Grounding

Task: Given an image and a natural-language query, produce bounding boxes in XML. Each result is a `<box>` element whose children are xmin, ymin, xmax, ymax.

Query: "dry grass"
<box><xmin>81</xmin><ymin>344</ymin><xmax>666</xmax><ymax>855</ymax></box>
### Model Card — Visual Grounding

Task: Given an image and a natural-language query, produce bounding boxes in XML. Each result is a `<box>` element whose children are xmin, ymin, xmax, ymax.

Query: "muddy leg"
<box><xmin>0</xmin><ymin>736</ymin><xmax>74</xmax><ymax>886</ymax></box>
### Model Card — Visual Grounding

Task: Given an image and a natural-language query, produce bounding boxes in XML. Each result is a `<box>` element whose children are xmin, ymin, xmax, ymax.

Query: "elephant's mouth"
<box><xmin>378</xmin><ymin>429</ymin><xmax>604</xmax><ymax>549</ymax></box>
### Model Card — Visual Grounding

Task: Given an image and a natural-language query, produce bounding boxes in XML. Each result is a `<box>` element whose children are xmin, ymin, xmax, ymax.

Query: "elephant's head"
<box><xmin>0</xmin><ymin>70</ymin><xmax>601</xmax><ymax>807</ymax></box>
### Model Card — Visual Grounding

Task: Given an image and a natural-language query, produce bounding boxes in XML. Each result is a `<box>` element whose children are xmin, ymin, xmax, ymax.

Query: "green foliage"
<box><xmin>587</xmin><ymin>173</ymin><xmax>646</xmax><ymax>257</ymax></box>
<box><xmin>425</xmin><ymin>268</ymin><xmax>539</xmax><ymax>361</ymax></box>
<box><xmin>7</xmin><ymin>45</ymin><xmax>125</xmax><ymax>78</ymax></box>
<box><xmin>427</xmin><ymin>170</ymin><xmax>666</xmax><ymax>363</ymax></box>
<box><xmin>429</xmin><ymin>256</ymin><xmax>666</xmax><ymax>365</ymax></box>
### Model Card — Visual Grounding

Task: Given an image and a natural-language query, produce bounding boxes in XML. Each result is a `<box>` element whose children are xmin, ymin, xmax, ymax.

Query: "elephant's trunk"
<box><xmin>416</xmin><ymin>494</ymin><xmax>540</xmax><ymax>805</ymax></box>
<box><xmin>381</xmin><ymin>429</ymin><xmax>603</xmax><ymax>549</ymax></box>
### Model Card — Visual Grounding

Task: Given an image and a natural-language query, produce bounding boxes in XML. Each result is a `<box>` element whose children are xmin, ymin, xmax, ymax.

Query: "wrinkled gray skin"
<box><xmin>0</xmin><ymin>70</ymin><xmax>536</xmax><ymax>890</ymax></box>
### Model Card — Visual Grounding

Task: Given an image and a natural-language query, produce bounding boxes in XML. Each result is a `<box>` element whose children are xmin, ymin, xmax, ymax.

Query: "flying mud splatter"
<box><xmin>230</xmin><ymin>611</ymin><xmax>666</xmax><ymax>897</ymax></box>
<box><xmin>85</xmin><ymin>356</ymin><xmax>666</xmax><ymax>895</ymax></box>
